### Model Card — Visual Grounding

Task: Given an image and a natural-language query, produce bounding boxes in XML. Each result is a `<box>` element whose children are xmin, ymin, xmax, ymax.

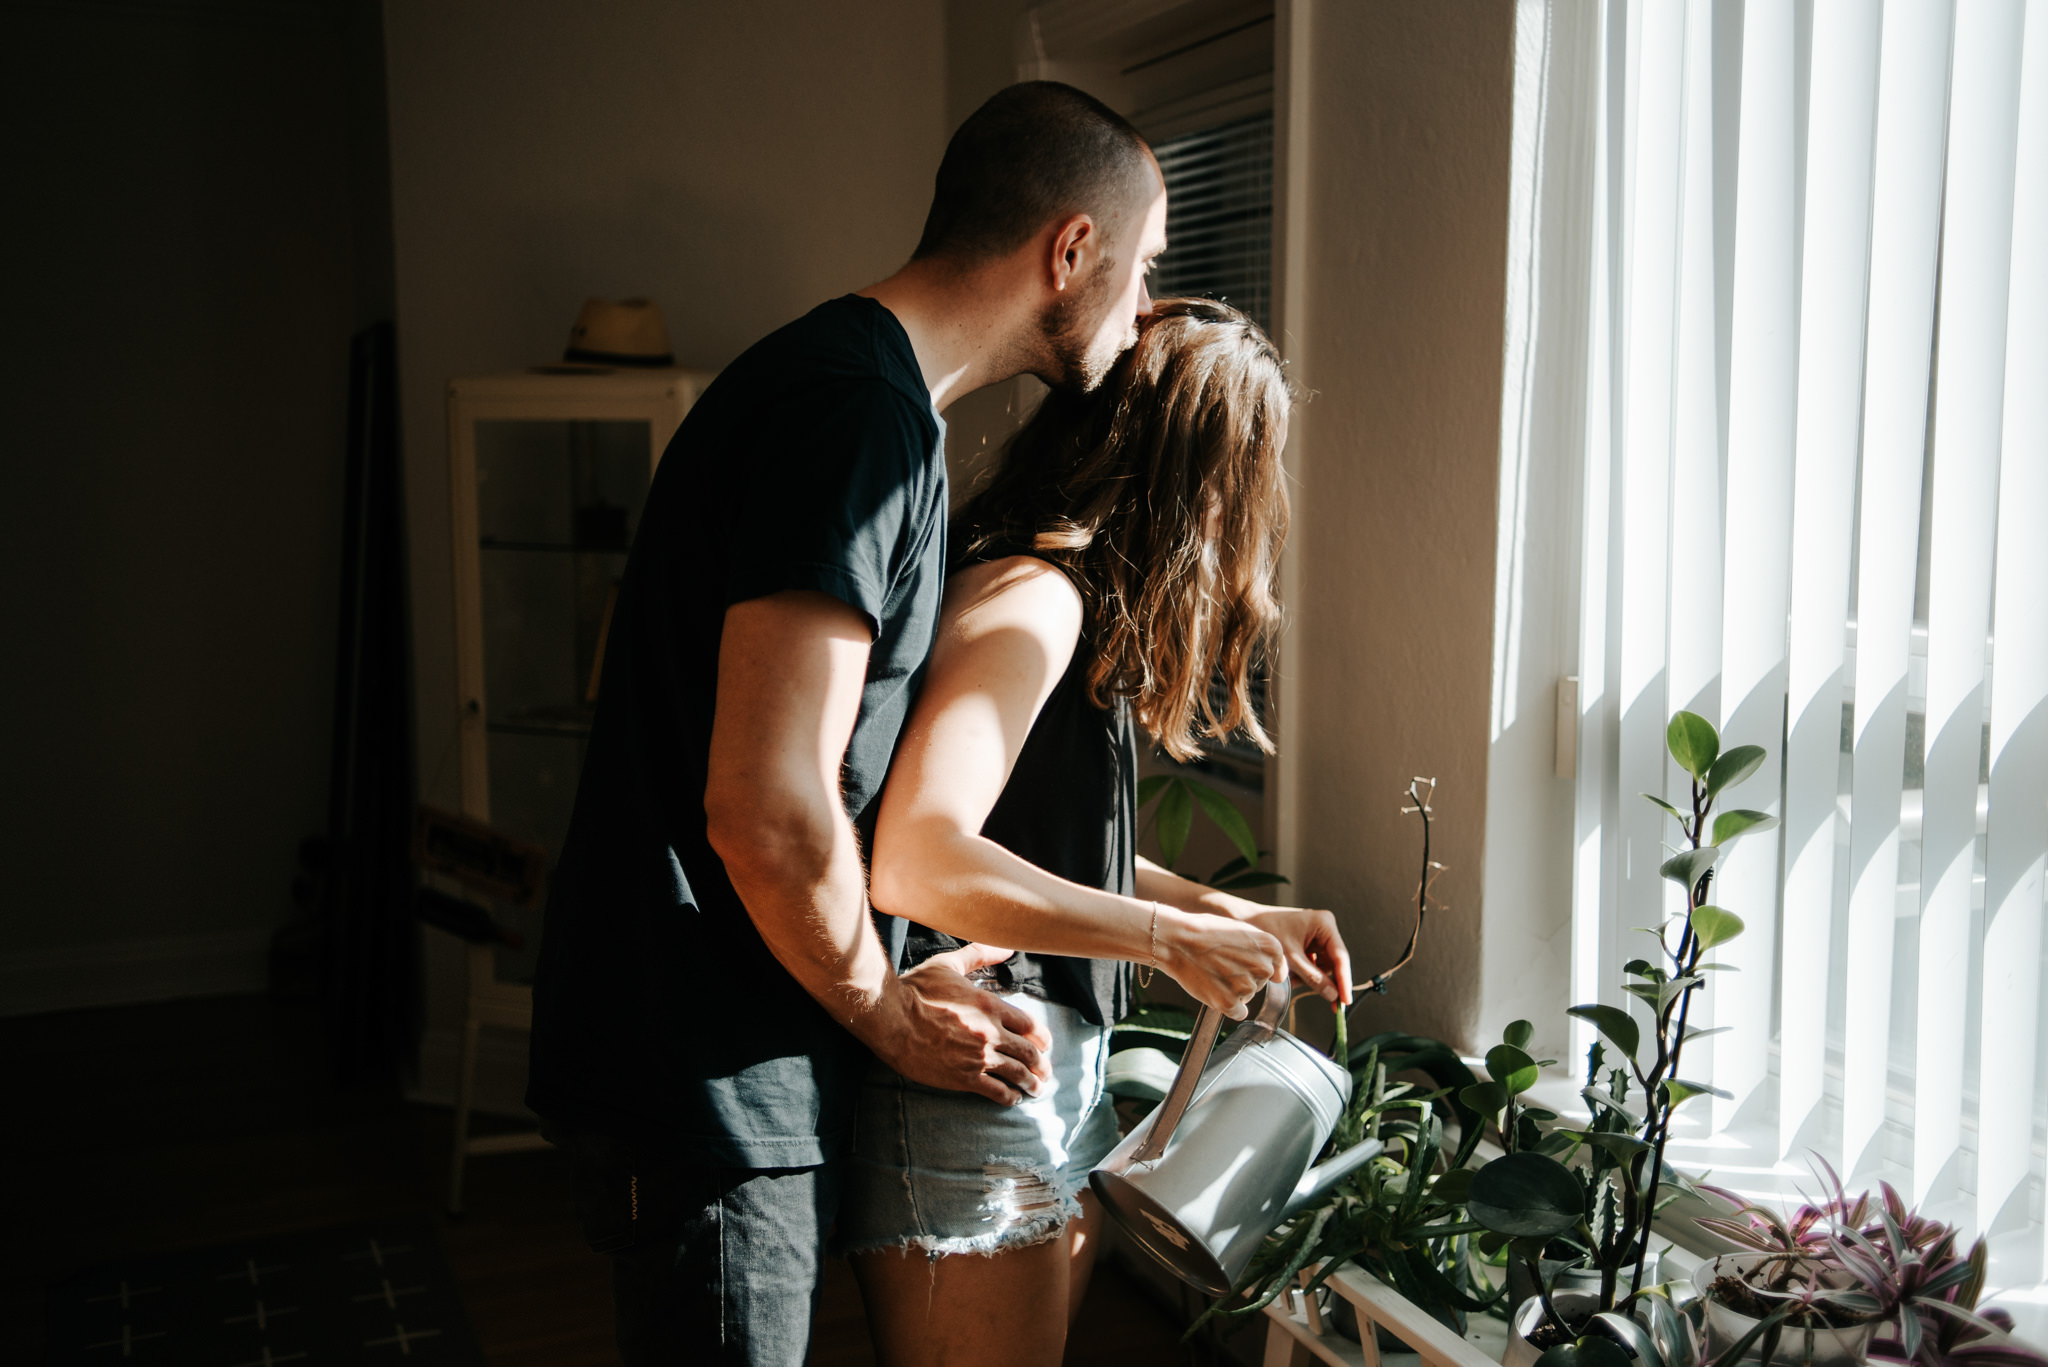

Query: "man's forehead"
<box><xmin>1141</xmin><ymin>195</ymin><xmax>1170</xmax><ymax>259</ymax></box>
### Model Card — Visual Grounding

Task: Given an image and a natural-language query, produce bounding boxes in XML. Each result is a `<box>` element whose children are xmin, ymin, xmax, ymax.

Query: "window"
<box><xmin>1152</xmin><ymin>111</ymin><xmax>1275</xmax><ymax>334</ymax></box>
<box><xmin>1499</xmin><ymin>0</ymin><xmax>2045</xmax><ymax>1334</ymax></box>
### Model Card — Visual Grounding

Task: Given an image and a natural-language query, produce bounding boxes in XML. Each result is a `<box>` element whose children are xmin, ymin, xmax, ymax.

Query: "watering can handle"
<box><xmin>1129</xmin><ymin>979</ymin><xmax>1291</xmax><ymax>1163</ymax></box>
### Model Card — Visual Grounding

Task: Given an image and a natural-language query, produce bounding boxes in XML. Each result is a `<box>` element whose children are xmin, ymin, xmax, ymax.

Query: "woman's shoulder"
<box><xmin>945</xmin><ymin>552</ymin><xmax>1084</xmax><ymax>628</ymax></box>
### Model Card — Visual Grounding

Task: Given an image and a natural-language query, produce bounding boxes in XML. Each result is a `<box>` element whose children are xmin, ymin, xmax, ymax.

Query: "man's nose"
<box><xmin>1136</xmin><ymin>278</ymin><xmax>1153</xmax><ymax>317</ymax></box>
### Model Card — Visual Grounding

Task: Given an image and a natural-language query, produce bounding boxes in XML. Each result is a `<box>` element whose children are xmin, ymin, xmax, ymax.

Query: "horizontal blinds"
<box><xmin>1152</xmin><ymin>112</ymin><xmax>1274</xmax><ymax>333</ymax></box>
<box><xmin>1564</xmin><ymin>0</ymin><xmax>2045</xmax><ymax>1264</ymax></box>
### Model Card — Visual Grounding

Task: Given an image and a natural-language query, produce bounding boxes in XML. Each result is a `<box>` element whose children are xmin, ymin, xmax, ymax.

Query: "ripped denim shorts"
<box><xmin>837</xmin><ymin>992</ymin><xmax>1122</xmax><ymax>1257</ymax></box>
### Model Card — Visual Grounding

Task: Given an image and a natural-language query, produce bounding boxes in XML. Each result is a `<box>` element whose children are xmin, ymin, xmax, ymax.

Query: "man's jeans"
<box><xmin>566</xmin><ymin>1138</ymin><xmax>841</xmax><ymax>1367</ymax></box>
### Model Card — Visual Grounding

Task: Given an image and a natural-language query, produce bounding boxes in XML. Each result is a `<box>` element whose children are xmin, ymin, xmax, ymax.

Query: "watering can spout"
<box><xmin>1281</xmin><ymin>1138</ymin><xmax>1385</xmax><ymax>1218</ymax></box>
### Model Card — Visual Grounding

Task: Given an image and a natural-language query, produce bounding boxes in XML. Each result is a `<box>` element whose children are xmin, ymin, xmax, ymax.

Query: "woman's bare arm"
<box><xmin>868</xmin><ymin>556</ymin><xmax>1283</xmax><ymax>1016</ymax></box>
<box><xmin>1134</xmin><ymin>857</ymin><xmax>1352</xmax><ymax>1005</ymax></box>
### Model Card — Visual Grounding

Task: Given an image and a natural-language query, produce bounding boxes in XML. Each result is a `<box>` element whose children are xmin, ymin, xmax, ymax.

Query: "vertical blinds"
<box><xmin>1152</xmin><ymin>111</ymin><xmax>1274</xmax><ymax>334</ymax></box>
<box><xmin>1568</xmin><ymin>0</ymin><xmax>2046</xmax><ymax>1278</ymax></box>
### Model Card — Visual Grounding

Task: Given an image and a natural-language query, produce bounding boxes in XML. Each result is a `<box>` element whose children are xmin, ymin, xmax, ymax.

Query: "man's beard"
<box><xmin>1040</xmin><ymin>265</ymin><xmax>1136</xmax><ymax>393</ymax></box>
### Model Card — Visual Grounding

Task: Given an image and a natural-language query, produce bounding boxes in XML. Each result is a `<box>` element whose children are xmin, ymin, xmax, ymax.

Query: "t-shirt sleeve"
<box><xmin>722</xmin><ymin>380</ymin><xmax>933</xmax><ymax>638</ymax></box>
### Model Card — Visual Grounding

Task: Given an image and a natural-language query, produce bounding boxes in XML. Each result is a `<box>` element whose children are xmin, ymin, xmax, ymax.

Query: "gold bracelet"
<box><xmin>1136</xmin><ymin>901</ymin><xmax>1158</xmax><ymax>989</ymax></box>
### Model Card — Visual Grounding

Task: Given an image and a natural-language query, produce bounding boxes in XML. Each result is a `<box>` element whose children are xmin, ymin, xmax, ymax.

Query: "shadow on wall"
<box><xmin>0</xmin><ymin>0</ymin><xmax>395</xmax><ymax>1016</ymax></box>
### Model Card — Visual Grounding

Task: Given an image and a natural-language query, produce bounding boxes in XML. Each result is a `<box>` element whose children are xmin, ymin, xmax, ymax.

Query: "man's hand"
<box><xmin>855</xmin><ymin>942</ymin><xmax>1054</xmax><ymax>1106</ymax></box>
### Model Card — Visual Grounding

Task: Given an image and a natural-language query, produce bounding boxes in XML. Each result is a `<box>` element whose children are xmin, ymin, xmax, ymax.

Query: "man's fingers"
<box><xmin>963</xmin><ymin>1069</ymin><xmax>1023</xmax><ymax>1106</ymax></box>
<box><xmin>988</xmin><ymin>1028</ymin><xmax>1049</xmax><ymax>1083</ymax></box>
<box><xmin>981</xmin><ymin>1052</ymin><xmax>1040</xmax><ymax>1097</ymax></box>
<box><xmin>985</xmin><ymin>993</ymin><xmax>1053</xmax><ymax>1050</ymax></box>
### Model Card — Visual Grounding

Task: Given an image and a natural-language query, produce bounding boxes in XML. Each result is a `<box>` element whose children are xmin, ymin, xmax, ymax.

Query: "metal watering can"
<box><xmin>1090</xmin><ymin>980</ymin><xmax>1384</xmax><ymax>1296</ymax></box>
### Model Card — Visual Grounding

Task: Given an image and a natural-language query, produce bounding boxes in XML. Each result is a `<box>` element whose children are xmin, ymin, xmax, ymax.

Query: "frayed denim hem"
<box><xmin>836</xmin><ymin>1156</ymin><xmax>1086</xmax><ymax>1259</ymax></box>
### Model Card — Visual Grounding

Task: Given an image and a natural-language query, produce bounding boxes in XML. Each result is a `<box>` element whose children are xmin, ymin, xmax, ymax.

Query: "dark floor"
<box><xmin>1</xmin><ymin>994</ymin><xmax>1200</xmax><ymax>1365</ymax></box>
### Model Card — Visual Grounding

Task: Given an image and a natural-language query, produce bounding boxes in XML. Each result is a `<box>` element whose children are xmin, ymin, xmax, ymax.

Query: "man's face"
<box><xmin>1042</xmin><ymin>164</ymin><xmax>1169</xmax><ymax>392</ymax></box>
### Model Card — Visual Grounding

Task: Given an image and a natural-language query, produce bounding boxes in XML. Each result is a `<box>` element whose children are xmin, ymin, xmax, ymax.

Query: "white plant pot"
<box><xmin>1504</xmin><ymin>1291</ymin><xmax>1605</xmax><ymax>1367</ymax></box>
<box><xmin>1509</xmin><ymin>1251</ymin><xmax>1667</xmax><ymax>1317</ymax></box>
<box><xmin>1693</xmin><ymin>1253</ymin><xmax>1876</xmax><ymax>1367</ymax></box>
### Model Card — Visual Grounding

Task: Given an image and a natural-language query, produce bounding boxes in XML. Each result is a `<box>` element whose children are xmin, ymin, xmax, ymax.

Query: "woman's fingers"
<box><xmin>1247</xmin><ymin>908</ymin><xmax>1354</xmax><ymax>1005</ymax></box>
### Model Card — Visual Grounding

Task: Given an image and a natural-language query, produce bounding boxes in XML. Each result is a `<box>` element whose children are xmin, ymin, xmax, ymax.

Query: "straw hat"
<box><xmin>563</xmin><ymin>297</ymin><xmax>674</xmax><ymax>367</ymax></box>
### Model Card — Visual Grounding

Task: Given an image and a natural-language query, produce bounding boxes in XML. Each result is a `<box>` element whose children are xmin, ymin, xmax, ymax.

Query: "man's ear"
<box><xmin>1046</xmin><ymin>214</ymin><xmax>1097</xmax><ymax>291</ymax></box>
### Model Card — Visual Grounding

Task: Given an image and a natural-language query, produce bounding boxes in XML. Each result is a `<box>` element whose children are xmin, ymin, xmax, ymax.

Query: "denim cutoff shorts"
<box><xmin>837</xmin><ymin>992</ymin><xmax>1122</xmax><ymax>1257</ymax></box>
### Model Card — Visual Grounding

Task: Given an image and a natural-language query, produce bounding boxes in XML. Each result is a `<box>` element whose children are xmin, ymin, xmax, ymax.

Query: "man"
<box><xmin>526</xmin><ymin>82</ymin><xmax>1169</xmax><ymax>1364</ymax></box>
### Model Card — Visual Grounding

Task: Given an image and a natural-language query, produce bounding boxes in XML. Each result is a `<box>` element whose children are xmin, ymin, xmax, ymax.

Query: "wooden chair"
<box><xmin>414</xmin><ymin>807</ymin><xmax>552</xmax><ymax>1214</ymax></box>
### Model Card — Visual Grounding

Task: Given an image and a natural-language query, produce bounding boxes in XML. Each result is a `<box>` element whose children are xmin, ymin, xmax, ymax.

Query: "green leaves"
<box><xmin>1469</xmin><ymin>1152</ymin><xmax>1585</xmax><ymax>1239</ymax></box>
<box><xmin>1504</xmin><ymin>1019</ymin><xmax>1534</xmax><ymax>1050</ymax></box>
<box><xmin>1205</xmin><ymin>853</ymin><xmax>1291</xmax><ymax>890</ymax></box>
<box><xmin>1567</xmin><ymin>1004</ymin><xmax>1640</xmax><ymax>1061</ymax></box>
<box><xmin>1641</xmin><ymin>793</ymin><xmax>1688</xmax><ymax>824</ymax></box>
<box><xmin>1429</xmin><ymin>1166</ymin><xmax>1475</xmax><ymax>1205</ymax></box>
<box><xmin>1687</xmin><ymin>905</ymin><xmax>1746</xmax><ymax>950</ymax></box>
<box><xmin>1138</xmin><ymin>773</ymin><xmax>1281</xmax><ymax>882</ymax></box>
<box><xmin>1460</xmin><ymin>1080</ymin><xmax>1510</xmax><ymax>1116</ymax></box>
<box><xmin>1711</xmin><ymin>807</ymin><xmax>1778</xmax><ymax>845</ymax></box>
<box><xmin>1534</xmin><ymin>1339</ymin><xmax>1634</xmax><ymax>1367</ymax></box>
<box><xmin>1186</xmin><ymin>779</ymin><xmax>1259</xmax><ymax>865</ymax></box>
<box><xmin>1573</xmin><ymin>1131</ymin><xmax>1652</xmax><ymax>1165</ymax></box>
<box><xmin>1152</xmin><ymin>778</ymin><xmax>1193</xmax><ymax>867</ymax></box>
<box><xmin>1706</xmin><ymin>744</ymin><xmax>1767</xmax><ymax>797</ymax></box>
<box><xmin>1666</xmin><ymin>712</ymin><xmax>1720</xmax><ymax>779</ymax></box>
<box><xmin>1659</xmin><ymin>846</ymin><xmax>1721</xmax><ymax>892</ymax></box>
<box><xmin>1486</xmin><ymin>1044</ymin><xmax>1541</xmax><ymax>1095</ymax></box>
<box><xmin>1660</xmin><ymin>1078</ymin><xmax>1730</xmax><ymax>1109</ymax></box>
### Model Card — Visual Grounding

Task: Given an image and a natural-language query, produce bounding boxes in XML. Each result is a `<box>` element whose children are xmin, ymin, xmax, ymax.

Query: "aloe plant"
<box><xmin>1462</xmin><ymin>711</ymin><xmax>1778</xmax><ymax>1354</ymax></box>
<box><xmin>1189</xmin><ymin>1029</ymin><xmax>1497</xmax><ymax>1337</ymax></box>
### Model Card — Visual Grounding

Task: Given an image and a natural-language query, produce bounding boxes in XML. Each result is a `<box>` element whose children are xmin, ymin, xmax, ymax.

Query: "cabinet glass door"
<box><xmin>473</xmin><ymin>418</ymin><xmax>653</xmax><ymax>981</ymax></box>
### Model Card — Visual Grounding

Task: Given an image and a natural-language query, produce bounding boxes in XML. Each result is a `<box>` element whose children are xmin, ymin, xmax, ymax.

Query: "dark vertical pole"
<box><xmin>325</xmin><ymin>321</ymin><xmax>418</xmax><ymax>1083</ymax></box>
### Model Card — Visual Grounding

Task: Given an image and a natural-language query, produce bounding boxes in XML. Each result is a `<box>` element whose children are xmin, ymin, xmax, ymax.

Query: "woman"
<box><xmin>843</xmin><ymin>298</ymin><xmax>1353</xmax><ymax>1367</ymax></box>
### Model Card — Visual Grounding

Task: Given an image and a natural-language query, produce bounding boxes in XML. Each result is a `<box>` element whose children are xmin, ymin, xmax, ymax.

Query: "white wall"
<box><xmin>1272</xmin><ymin>0</ymin><xmax>1518</xmax><ymax>1053</ymax></box>
<box><xmin>382</xmin><ymin>0</ymin><xmax>947</xmax><ymax>1102</ymax></box>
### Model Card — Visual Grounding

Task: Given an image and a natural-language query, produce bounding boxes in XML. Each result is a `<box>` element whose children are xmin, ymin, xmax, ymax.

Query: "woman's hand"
<box><xmin>1239</xmin><ymin>905</ymin><xmax>1353</xmax><ymax>1005</ymax></box>
<box><xmin>1154</xmin><ymin>909</ymin><xmax>1286</xmax><ymax>1018</ymax></box>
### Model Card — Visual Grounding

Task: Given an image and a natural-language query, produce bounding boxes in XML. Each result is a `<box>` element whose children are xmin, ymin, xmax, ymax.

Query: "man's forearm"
<box><xmin>715</xmin><ymin>805</ymin><xmax>896</xmax><ymax>1031</ymax></box>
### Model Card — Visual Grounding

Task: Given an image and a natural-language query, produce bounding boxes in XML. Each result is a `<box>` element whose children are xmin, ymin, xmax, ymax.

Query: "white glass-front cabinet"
<box><xmin>445</xmin><ymin>368</ymin><xmax>711</xmax><ymax>979</ymax></box>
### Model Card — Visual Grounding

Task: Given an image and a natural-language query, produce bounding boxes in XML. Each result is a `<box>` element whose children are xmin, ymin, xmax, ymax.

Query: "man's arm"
<box><xmin>703</xmin><ymin>589</ymin><xmax>1051</xmax><ymax>1104</ymax></box>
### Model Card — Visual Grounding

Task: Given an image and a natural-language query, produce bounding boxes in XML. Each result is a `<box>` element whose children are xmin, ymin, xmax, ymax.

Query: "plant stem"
<box><xmin>1627</xmin><ymin>773</ymin><xmax>1713</xmax><ymax>1301</ymax></box>
<box><xmin>1529</xmin><ymin>1248</ymin><xmax>1567</xmax><ymax>1340</ymax></box>
<box><xmin>1631</xmin><ymin>923</ymin><xmax>1704</xmax><ymax>1295</ymax></box>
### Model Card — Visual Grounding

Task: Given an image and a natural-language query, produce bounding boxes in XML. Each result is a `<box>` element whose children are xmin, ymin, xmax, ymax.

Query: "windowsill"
<box><xmin>1482</xmin><ymin>1064</ymin><xmax>2048</xmax><ymax>1349</ymax></box>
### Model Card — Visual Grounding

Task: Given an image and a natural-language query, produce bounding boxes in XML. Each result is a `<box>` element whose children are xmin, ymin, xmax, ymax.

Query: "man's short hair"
<box><xmin>913</xmin><ymin>82</ymin><xmax>1154</xmax><ymax>263</ymax></box>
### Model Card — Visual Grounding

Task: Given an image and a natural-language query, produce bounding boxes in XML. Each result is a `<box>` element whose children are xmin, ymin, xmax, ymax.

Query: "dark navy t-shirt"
<box><xmin>526</xmin><ymin>296</ymin><xmax>946</xmax><ymax>1168</ymax></box>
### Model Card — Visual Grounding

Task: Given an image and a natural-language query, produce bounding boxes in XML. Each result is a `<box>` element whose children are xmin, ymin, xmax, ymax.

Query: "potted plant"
<box><xmin>1698</xmin><ymin>1166</ymin><xmax>2048</xmax><ymax>1367</ymax></box>
<box><xmin>1464</xmin><ymin>710</ymin><xmax>1777</xmax><ymax>1367</ymax></box>
<box><xmin>1186</xmin><ymin>1027</ymin><xmax>1497</xmax><ymax>1342</ymax></box>
<box><xmin>1691</xmin><ymin>1250</ymin><xmax>1879</xmax><ymax>1367</ymax></box>
<box><xmin>1161</xmin><ymin>779</ymin><xmax>1503</xmax><ymax>1349</ymax></box>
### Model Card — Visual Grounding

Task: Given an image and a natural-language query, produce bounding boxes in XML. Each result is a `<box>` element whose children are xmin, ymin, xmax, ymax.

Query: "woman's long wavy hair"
<box><xmin>956</xmin><ymin>297</ymin><xmax>1292</xmax><ymax>761</ymax></box>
